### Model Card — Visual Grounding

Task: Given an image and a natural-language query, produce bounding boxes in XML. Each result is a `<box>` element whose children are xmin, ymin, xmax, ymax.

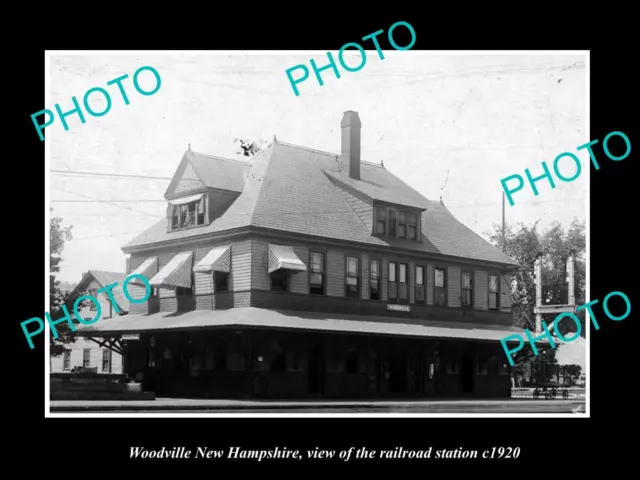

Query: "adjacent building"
<box><xmin>52</xmin><ymin>270</ymin><xmax>129</xmax><ymax>375</ymax></box>
<box><xmin>77</xmin><ymin>111</ymin><xmax>529</xmax><ymax>399</ymax></box>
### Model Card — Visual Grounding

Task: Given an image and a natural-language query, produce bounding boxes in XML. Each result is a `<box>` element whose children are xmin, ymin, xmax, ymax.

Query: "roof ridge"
<box><xmin>245</xmin><ymin>144</ymin><xmax>276</xmax><ymax>227</ymax></box>
<box><xmin>278</xmin><ymin>141</ymin><xmax>384</xmax><ymax>168</ymax></box>
<box><xmin>188</xmin><ymin>149</ymin><xmax>251</xmax><ymax>166</ymax></box>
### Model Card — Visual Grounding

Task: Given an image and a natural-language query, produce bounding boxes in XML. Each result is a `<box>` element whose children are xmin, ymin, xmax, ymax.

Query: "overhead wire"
<box><xmin>51</xmin><ymin>187</ymin><xmax>164</xmax><ymax>219</ymax></box>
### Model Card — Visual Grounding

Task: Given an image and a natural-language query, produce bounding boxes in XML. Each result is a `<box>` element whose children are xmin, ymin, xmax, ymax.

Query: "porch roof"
<box><xmin>75</xmin><ymin>307</ymin><xmax>536</xmax><ymax>343</ymax></box>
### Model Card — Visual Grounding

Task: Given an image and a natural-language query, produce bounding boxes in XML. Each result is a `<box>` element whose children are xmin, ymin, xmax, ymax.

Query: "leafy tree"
<box><xmin>234</xmin><ymin>137</ymin><xmax>267</xmax><ymax>157</ymax></box>
<box><xmin>487</xmin><ymin>218</ymin><xmax>586</xmax><ymax>335</ymax></box>
<box><xmin>486</xmin><ymin>219</ymin><xmax>586</xmax><ymax>386</ymax></box>
<box><xmin>50</xmin><ymin>210</ymin><xmax>88</xmax><ymax>356</ymax></box>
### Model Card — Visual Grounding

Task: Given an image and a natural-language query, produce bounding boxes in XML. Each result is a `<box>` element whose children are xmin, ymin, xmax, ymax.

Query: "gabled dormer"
<box><xmin>163</xmin><ymin>147</ymin><xmax>250</xmax><ymax>232</ymax></box>
<box><xmin>373</xmin><ymin>201</ymin><xmax>423</xmax><ymax>242</ymax></box>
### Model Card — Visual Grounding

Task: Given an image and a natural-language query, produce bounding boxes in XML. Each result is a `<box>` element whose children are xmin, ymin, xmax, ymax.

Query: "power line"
<box><xmin>51</xmin><ymin>187</ymin><xmax>164</xmax><ymax>219</ymax></box>
<box><xmin>73</xmin><ymin>231</ymin><xmax>141</xmax><ymax>241</ymax></box>
<box><xmin>50</xmin><ymin>170</ymin><xmax>172</xmax><ymax>180</ymax></box>
<box><xmin>447</xmin><ymin>197</ymin><xmax>585</xmax><ymax>208</ymax></box>
<box><xmin>51</xmin><ymin>199</ymin><xmax>166</xmax><ymax>203</ymax></box>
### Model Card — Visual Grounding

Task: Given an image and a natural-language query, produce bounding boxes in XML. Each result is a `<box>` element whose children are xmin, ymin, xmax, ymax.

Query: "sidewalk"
<box><xmin>50</xmin><ymin>397</ymin><xmax>586</xmax><ymax>413</ymax></box>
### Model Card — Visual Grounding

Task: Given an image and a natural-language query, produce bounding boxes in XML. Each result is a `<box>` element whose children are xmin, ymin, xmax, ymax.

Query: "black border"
<box><xmin>10</xmin><ymin>13</ymin><xmax>636</xmax><ymax>476</ymax></box>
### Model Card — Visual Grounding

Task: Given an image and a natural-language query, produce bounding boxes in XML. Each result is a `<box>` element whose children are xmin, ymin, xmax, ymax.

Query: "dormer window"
<box><xmin>407</xmin><ymin>214</ymin><xmax>417</xmax><ymax>240</ymax></box>
<box><xmin>169</xmin><ymin>194</ymin><xmax>205</xmax><ymax>231</ymax></box>
<box><xmin>373</xmin><ymin>205</ymin><xmax>421</xmax><ymax>242</ymax></box>
<box><xmin>376</xmin><ymin>208</ymin><xmax>386</xmax><ymax>234</ymax></box>
<box><xmin>388</xmin><ymin>210</ymin><xmax>397</xmax><ymax>236</ymax></box>
<box><xmin>398</xmin><ymin>213</ymin><xmax>406</xmax><ymax>238</ymax></box>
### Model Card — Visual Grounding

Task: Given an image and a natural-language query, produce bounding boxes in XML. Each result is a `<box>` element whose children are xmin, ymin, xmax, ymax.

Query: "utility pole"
<box><xmin>534</xmin><ymin>252</ymin><xmax>543</xmax><ymax>333</ymax></box>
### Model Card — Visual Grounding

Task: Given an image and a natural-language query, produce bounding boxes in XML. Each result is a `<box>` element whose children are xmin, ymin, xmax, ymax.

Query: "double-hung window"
<box><xmin>310</xmin><ymin>252</ymin><xmax>325</xmax><ymax>295</ymax></box>
<box><xmin>388</xmin><ymin>262</ymin><xmax>397</xmax><ymax>301</ymax></box>
<box><xmin>462</xmin><ymin>271</ymin><xmax>473</xmax><ymax>307</ymax></box>
<box><xmin>489</xmin><ymin>275</ymin><xmax>500</xmax><ymax>310</ymax></box>
<box><xmin>415</xmin><ymin>265</ymin><xmax>425</xmax><ymax>304</ymax></box>
<box><xmin>388</xmin><ymin>210</ymin><xmax>397</xmax><ymax>236</ymax></box>
<box><xmin>102</xmin><ymin>349</ymin><xmax>112</xmax><ymax>373</ymax></box>
<box><xmin>376</xmin><ymin>208</ymin><xmax>386</xmax><ymax>234</ymax></box>
<box><xmin>82</xmin><ymin>349</ymin><xmax>91</xmax><ymax>368</ymax></box>
<box><xmin>398</xmin><ymin>263</ymin><xmax>408</xmax><ymax>302</ymax></box>
<box><xmin>370</xmin><ymin>260</ymin><xmax>380</xmax><ymax>300</ymax></box>
<box><xmin>407</xmin><ymin>214</ymin><xmax>417</xmax><ymax>240</ymax></box>
<box><xmin>434</xmin><ymin>268</ymin><xmax>447</xmax><ymax>306</ymax></box>
<box><xmin>398</xmin><ymin>213</ymin><xmax>407</xmax><ymax>238</ymax></box>
<box><xmin>88</xmin><ymin>289</ymin><xmax>97</xmax><ymax>311</ymax></box>
<box><xmin>345</xmin><ymin>256</ymin><xmax>359</xmax><ymax>298</ymax></box>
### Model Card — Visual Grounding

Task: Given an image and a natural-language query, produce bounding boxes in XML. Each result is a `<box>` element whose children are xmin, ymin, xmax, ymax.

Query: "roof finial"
<box><xmin>273</xmin><ymin>134</ymin><xmax>277</xmax><ymax>142</ymax></box>
<box><xmin>188</xmin><ymin>143</ymin><xmax>192</xmax><ymax>152</ymax></box>
<box><xmin>380</xmin><ymin>160</ymin><xmax>385</xmax><ymax>168</ymax></box>
<box><xmin>440</xmin><ymin>196</ymin><xmax>444</xmax><ymax>205</ymax></box>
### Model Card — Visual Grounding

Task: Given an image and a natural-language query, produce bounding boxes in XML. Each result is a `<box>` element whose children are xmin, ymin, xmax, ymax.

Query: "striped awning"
<box><xmin>193</xmin><ymin>245</ymin><xmax>231</xmax><ymax>273</ymax></box>
<box><xmin>268</xmin><ymin>244</ymin><xmax>307</xmax><ymax>273</ymax></box>
<box><xmin>149</xmin><ymin>252</ymin><xmax>193</xmax><ymax>289</ymax></box>
<box><xmin>129</xmin><ymin>257</ymin><xmax>158</xmax><ymax>285</ymax></box>
<box><xmin>168</xmin><ymin>193</ymin><xmax>203</xmax><ymax>206</ymax></box>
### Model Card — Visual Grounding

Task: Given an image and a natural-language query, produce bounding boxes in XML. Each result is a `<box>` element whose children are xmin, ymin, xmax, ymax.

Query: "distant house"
<box><xmin>50</xmin><ymin>270</ymin><xmax>129</xmax><ymax>375</ymax></box>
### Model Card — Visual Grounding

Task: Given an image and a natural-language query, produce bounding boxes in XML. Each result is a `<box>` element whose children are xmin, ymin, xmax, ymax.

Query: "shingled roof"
<box><xmin>71</xmin><ymin>270</ymin><xmax>129</xmax><ymax>312</ymax></box>
<box><xmin>124</xmin><ymin>140</ymin><xmax>519</xmax><ymax>267</ymax></box>
<box><xmin>163</xmin><ymin>150</ymin><xmax>251</xmax><ymax>198</ymax></box>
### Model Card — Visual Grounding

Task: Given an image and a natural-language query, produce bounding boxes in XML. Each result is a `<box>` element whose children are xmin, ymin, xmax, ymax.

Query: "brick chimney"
<box><xmin>341</xmin><ymin>110</ymin><xmax>361</xmax><ymax>180</ymax></box>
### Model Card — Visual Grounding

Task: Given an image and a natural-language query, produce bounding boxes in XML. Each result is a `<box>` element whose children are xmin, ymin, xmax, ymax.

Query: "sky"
<box><xmin>48</xmin><ymin>52</ymin><xmax>587</xmax><ymax>283</ymax></box>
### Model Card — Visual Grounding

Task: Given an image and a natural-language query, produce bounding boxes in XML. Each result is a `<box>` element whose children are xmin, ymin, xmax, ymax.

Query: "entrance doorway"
<box><xmin>308</xmin><ymin>345</ymin><xmax>324</xmax><ymax>395</ymax></box>
<box><xmin>461</xmin><ymin>356</ymin><xmax>474</xmax><ymax>393</ymax></box>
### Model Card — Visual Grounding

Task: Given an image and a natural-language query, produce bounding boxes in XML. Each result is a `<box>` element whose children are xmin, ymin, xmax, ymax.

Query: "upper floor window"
<box><xmin>398</xmin><ymin>213</ymin><xmax>406</xmax><ymax>238</ymax></box>
<box><xmin>434</xmin><ymin>268</ymin><xmax>447</xmax><ymax>306</ymax></box>
<box><xmin>170</xmin><ymin>196</ymin><xmax>205</xmax><ymax>230</ymax></box>
<box><xmin>88</xmin><ymin>289</ymin><xmax>97</xmax><ymax>311</ymax></box>
<box><xmin>489</xmin><ymin>275</ymin><xmax>500</xmax><ymax>310</ymax></box>
<box><xmin>345</xmin><ymin>256</ymin><xmax>359</xmax><ymax>298</ymax></box>
<box><xmin>398</xmin><ymin>263</ymin><xmax>408</xmax><ymax>302</ymax></box>
<box><xmin>310</xmin><ymin>252</ymin><xmax>325</xmax><ymax>295</ymax></box>
<box><xmin>370</xmin><ymin>259</ymin><xmax>380</xmax><ymax>300</ymax></box>
<box><xmin>373</xmin><ymin>206</ymin><xmax>420</xmax><ymax>241</ymax></box>
<box><xmin>415</xmin><ymin>265</ymin><xmax>425</xmax><ymax>304</ymax></box>
<box><xmin>407</xmin><ymin>214</ymin><xmax>417</xmax><ymax>240</ymax></box>
<box><xmin>388</xmin><ymin>210</ymin><xmax>397</xmax><ymax>236</ymax></box>
<box><xmin>176</xmin><ymin>275</ymin><xmax>195</xmax><ymax>311</ymax></box>
<box><xmin>270</xmin><ymin>269</ymin><xmax>288</xmax><ymax>292</ymax></box>
<box><xmin>388</xmin><ymin>262</ymin><xmax>397</xmax><ymax>301</ymax></box>
<box><xmin>376</xmin><ymin>209</ymin><xmax>386</xmax><ymax>235</ymax></box>
<box><xmin>462</xmin><ymin>271</ymin><xmax>473</xmax><ymax>307</ymax></box>
<box><xmin>214</xmin><ymin>271</ymin><xmax>229</xmax><ymax>292</ymax></box>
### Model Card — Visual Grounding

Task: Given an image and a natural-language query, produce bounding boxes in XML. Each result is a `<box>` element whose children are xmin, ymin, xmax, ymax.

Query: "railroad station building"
<box><xmin>77</xmin><ymin>111</ymin><xmax>528</xmax><ymax>399</ymax></box>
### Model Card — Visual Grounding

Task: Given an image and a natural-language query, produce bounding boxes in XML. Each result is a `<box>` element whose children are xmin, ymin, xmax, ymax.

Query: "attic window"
<box><xmin>398</xmin><ymin>213</ymin><xmax>406</xmax><ymax>238</ymax></box>
<box><xmin>170</xmin><ymin>196</ymin><xmax>205</xmax><ymax>230</ymax></box>
<box><xmin>388</xmin><ymin>210</ymin><xmax>397</xmax><ymax>236</ymax></box>
<box><xmin>373</xmin><ymin>206</ymin><xmax>420</xmax><ymax>241</ymax></box>
<box><xmin>407</xmin><ymin>214</ymin><xmax>417</xmax><ymax>240</ymax></box>
<box><xmin>376</xmin><ymin>208</ymin><xmax>386</xmax><ymax>234</ymax></box>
